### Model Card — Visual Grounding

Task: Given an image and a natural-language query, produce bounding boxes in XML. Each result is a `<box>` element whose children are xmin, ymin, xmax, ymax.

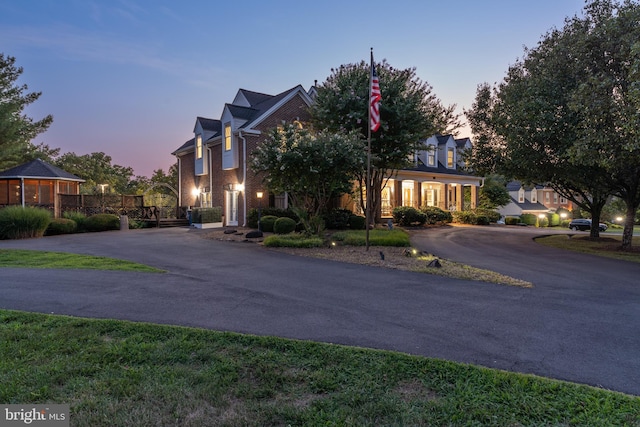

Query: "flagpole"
<box><xmin>366</xmin><ymin>48</ymin><xmax>373</xmax><ymax>251</ymax></box>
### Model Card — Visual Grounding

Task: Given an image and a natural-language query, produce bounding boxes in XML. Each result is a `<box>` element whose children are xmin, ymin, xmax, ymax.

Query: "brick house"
<box><xmin>172</xmin><ymin>85</ymin><xmax>314</xmax><ymax>226</ymax></box>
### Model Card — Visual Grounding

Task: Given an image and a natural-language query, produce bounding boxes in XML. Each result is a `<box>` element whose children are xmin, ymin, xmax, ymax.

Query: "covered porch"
<box><xmin>381</xmin><ymin>171</ymin><xmax>482</xmax><ymax>217</ymax></box>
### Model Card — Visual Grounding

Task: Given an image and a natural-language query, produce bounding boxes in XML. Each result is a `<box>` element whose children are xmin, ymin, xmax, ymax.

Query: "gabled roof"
<box><xmin>174</xmin><ymin>84</ymin><xmax>313</xmax><ymax>154</ymax></box>
<box><xmin>171</xmin><ymin>138</ymin><xmax>195</xmax><ymax>156</ymax></box>
<box><xmin>507</xmin><ymin>196</ymin><xmax>548</xmax><ymax>211</ymax></box>
<box><xmin>226</xmin><ymin>104</ymin><xmax>259</xmax><ymax>122</ymax></box>
<box><xmin>435</xmin><ymin>134</ymin><xmax>453</xmax><ymax>145</ymax></box>
<box><xmin>455</xmin><ymin>137</ymin><xmax>471</xmax><ymax>149</ymax></box>
<box><xmin>404</xmin><ymin>158</ymin><xmax>477</xmax><ymax>177</ymax></box>
<box><xmin>236</xmin><ymin>89</ymin><xmax>274</xmax><ymax>106</ymax></box>
<box><xmin>0</xmin><ymin>159</ymin><xmax>84</xmax><ymax>182</ymax></box>
<box><xmin>506</xmin><ymin>180</ymin><xmax>544</xmax><ymax>191</ymax></box>
<box><xmin>196</xmin><ymin>117</ymin><xmax>221</xmax><ymax>133</ymax></box>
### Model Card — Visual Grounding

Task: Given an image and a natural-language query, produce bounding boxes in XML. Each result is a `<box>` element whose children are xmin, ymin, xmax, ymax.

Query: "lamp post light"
<box><xmin>256</xmin><ymin>191</ymin><xmax>263</xmax><ymax>232</ymax></box>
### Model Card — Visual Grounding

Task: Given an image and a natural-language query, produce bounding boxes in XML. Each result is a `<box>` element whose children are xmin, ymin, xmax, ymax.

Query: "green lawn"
<box><xmin>0</xmin><ymin>249</ymin><xmax>164</xmax><ymax>272</ymax></box>
<box><xmin>535</xmin><ymin>235</ymin><xmax>640</xmax><ymax>263</ymax></box>
<box><xmin>1</xmin><ymin>310</ymin><xmax>638</xmax><ymax>426</ymax></box>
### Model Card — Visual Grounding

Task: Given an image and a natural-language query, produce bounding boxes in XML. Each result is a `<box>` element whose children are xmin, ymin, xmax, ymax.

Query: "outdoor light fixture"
<box><xmin>98</xmin><ymin>184</ymin><xmax>108</xmax><ymax>194</ymax></box>
<box><xmin>560</xmin><ymin>212</ymin><xmax>567</xmax><ymax>219</ymax></box>
<box><xmin>235</xmin><ymin>183</ymin><xmax>245</xmax><ymax>192</ymax></box>
<box><xmin>539</xmin><ymin>213</ymin><xmax>546</xmax><ymax>219</ymax></box>
<box><xmin>256</xmin><ymin>191</ymin><xmax>264</xmax><ymax>232</ymax></box>
<box><xmin>616</xmin><ymin>216</ymin><xmax>623</xmax><ymax>222</ymax></box>
<box><xmin>191</xmin><ymin>188</ymin><xmax>200</xmax><ymax>197</ymax></box>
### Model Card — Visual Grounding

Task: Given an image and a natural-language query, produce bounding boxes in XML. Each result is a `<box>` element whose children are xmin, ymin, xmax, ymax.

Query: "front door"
<box><xmin>225</xmin><ymin>190</ymin><xmax>238</xmax><ymax>226</ymax></box>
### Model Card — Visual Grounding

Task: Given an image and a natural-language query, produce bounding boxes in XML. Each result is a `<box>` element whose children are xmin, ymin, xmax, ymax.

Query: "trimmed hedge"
<box><xmin>259</xmin><ymin>215</ymin><xmax>278</xmax><ymax>232</ymax></box>
<box><xmin>63</xmin><ymin>211</ymin><xmax>88</xmax><ymax>231</ymax></box>
<box><xmin>84</xmin><ymin>214</ymin><xmax>120</xmax><ymax>232</ymax></box>
<box><xmin>520</xmin><ymin>213</ymin><xmax>538</xmax><ymax>226</ymax></box>
<box><xmin>0</xmin><ymin>206</ymin><xmax>51</xmax><ymax>239</ymax></box>
<box><xmin>392</xmin><ymin>206</ymin><xmax>427</xmax><ymax>226</ymax></box>
<box><xmin>191</xmin><ymin>207</ymin><xmax>222</xmax><ymax>223</ymax></box>
<box><xmin>420</xmin><ymin>206</ymin><xmax>453</xmax><ymax>224</ymax></box>
<box><xmin>274</xmin><ymin>217</ymin><xmax>297</xmax><ymax>234</ymax></box>
<box><xmin>505</xmin><ymin>216</ymin><xmax>521</xmax><ymax>225</ymax></box>
<box><xmin>323</xmin><ymin>208</ymin><xmax>353</xmax><ymax>230</ymax></box>
<box><xmin>547</xmin><ymin>213</ymin><xmax>560</xmax><ymax>227</ymax></box>
<box><xmin>247</xmin><ymin>207</ymin><xmax>298</xmax><ymax>229</ymax></box>
<box><xmin>45</xmin><ymin>218</ymin><xmax>78</xmax><ymax>236</ymax></box>
<box><xmin>348</xmin><ymin>215</ymin><xmax>366</xmax><ymax>230</ymax></box>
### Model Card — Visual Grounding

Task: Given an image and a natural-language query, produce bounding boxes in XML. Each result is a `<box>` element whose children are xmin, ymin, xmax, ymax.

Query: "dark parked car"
<box><xmin>569</xmin><ymin>218</ymin><xmax>608</xmax><ymax>232</ymax></box>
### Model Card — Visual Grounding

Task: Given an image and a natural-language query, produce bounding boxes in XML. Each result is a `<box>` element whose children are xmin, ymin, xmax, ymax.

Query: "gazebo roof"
<box><xmin>0</xmin><ymin>159</ymin><xmax>84</xmax><ymax>182</ymax></box>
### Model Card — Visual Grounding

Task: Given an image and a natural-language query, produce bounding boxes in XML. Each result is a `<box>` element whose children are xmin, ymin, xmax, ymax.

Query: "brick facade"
<box><xmin>173</xmin><ymin>86</ymin><xmax>313</xmax><ymax>226</ymax></box>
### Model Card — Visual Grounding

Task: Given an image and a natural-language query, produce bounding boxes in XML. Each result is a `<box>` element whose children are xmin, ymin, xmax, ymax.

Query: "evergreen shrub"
<box><xmin>259</xmin><ymin>215</ymin><xmax>278</xmax><ymax>232</ymax></box>
<box><xmin>548</xmin><ymin>213</ymin><xmax>560</xmax><ymax>227</ymax></box>
<box><xmin>420</xmin><ymin>206</ymin><xmax>453</xmax><ymax>224</ymax></box>
<box><xmin>45</xmin><ymin>218</ymin><xmax>77</xmax><ymax>235</ymax></box>
<box><xmin>273</xmin><ymin>217</ymin><xmax>297</xmax><ymax>234</ymax></box>
<box><xmin>520</xmin><ymin>213</ymin><xmax>538</xmax><ymax>226</ymax></box>
<box><xmin>505</xmin><ymin>216</ymin><xmax>521</xmax><ymax>225</ymax></box>
<box><xmin>63</xmin><ymin>211</ymin><xmax>88</xmax><ymax>231</ymax></box>
<box><xmin>192</xmin><ymin>207</ymin><xmax>222</xmax><ymax>223</ymax></box>
<box><xmin>323</xmin><ymin>208</ymin><xmax>353</xmax><ymax>230</ymax></box>
<box><xmin>84</xmin><ymin>214</ymin><xmax>120</xmax><ymax>232</ymax></box>
<box><xmin>392</xmin><ymin>206</ymin><xmax>427</xmax><ymax>226</ymax></box>
<box><xmin>247</xmin><ymin>208</ymin><xmax>298</xmax><ymax>228</ymax></box>
<box><xmin>348</xmin><ymin>215</ymin><xmax>366</xmax><ymax>230</ymax></box>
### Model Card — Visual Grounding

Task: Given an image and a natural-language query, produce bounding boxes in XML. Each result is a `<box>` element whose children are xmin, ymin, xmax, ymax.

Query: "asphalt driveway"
<box><xmin>0</xmin><ymin>226</ymin><xmax>638</xmax><ymax>396</ymax></box>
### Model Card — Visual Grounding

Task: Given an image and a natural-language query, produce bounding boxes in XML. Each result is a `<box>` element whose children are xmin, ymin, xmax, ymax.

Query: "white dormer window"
<box><xmin>427</xmin><ymin>150</ymin><xmax>435</xmax><ymax>166</ymax></box>
<box><xmin>531</xmin><ymin>188</ymin><xmax>537</xmax><ymax>203</ymax></box>
<box><xmin>518</xmin><ymin>188</ymin><xmax>525</xmax><ymax>203</ymax></box>
<box><xmin>447</xmin><ymin>148</ymin><xmax>454</xmax><ymax>168</ymax></box>
<box><xmin>224</xmin><ymin>123</ymin><xmax>232</xmax><ymax>151</ymax></box>
<box><xmin>196</xmin><ymin>134</ymin><xmax>203</xmax><ymax>159</ymax></box>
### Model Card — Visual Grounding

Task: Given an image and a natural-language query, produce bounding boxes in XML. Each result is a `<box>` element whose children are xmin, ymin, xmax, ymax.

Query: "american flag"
<box><xmin>370</xmin><ymin>53</ymin><xmax>381</xmax><ymax>132</ymax></box>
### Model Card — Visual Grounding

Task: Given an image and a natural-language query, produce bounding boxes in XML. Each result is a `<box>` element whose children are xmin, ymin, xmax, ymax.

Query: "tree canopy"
<box><xmin>311</xmin><ymin>60</ymin><xmax>460</xmax><ymax>221</ymax></box>
<box><xmin>0</xmin><ymin>54</ymin><xmax>53</xmax><ymax>170</ymax></box>
<box><xmin>465</xmin><ymin>0</ymin><xmax>640</xmax><ymax>247</ymax></box>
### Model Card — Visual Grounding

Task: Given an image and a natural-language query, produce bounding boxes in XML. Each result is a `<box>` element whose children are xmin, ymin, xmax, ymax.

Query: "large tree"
<box><xmin>311</xmin><ymin>60</ymin><xmax>460</xmax><ymax>222</ymax></box>
<box><xmin>466</xmin><ymin>0</ymin><xmax>640</xmax><ymax>246</ymax></box>
<box><xmin>0</xmin><ymin>54</ymin><xmax>53</xmax><ymax>171</ymax></box>
<box><xmin>54</xmin><ymin>152</ymin><xmax>134</xmax><ymax>195</ymax></box>
<box><xmin>251</xmin><ymin>124</ymin><xmax>364</xmax><ymax>233</ymax></box>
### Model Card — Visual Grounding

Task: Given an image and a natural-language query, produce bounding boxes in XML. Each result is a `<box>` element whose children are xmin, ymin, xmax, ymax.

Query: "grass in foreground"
<box><xmin>0</xmin><ymin>249</ymin><xmax>164</xmax><ymax>272</ymax></box>
<box><xmin>535</xmin><ymin>235</ymin><xmax>640</xmax><ymax>263</ymax></box>
<box><xmin>1</xmin><ymin>310</ymin><xmax>638</xmax><ymax>426</ymax></box>
<box><xmin>331</xmin><ymin>228</ymin><xmax>411</xmax><ymax>246</ymax></box>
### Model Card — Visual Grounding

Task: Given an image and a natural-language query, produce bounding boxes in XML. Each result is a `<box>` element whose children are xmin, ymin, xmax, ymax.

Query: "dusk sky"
<box><xmin>1</xmin><ymin>0</ymin><xmax>586</xmax><ymax>178</ymax></box>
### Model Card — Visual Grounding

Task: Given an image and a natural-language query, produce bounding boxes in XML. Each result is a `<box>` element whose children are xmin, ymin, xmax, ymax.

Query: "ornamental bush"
<box><xmin>259</xmin><ymin>215</ymin><xmax>278</xmax><ymax>232</ymax></box>
<box><xmin>84</xmin><ymin>214</ymin><xmax>120</xmax><ymax>232</ymax></box>
<box><xmin>0</xmin><ymin>206</ymin><xmax>51</xmax><ymax>239</ymax></box>
<box><xmin>547</xmin><ymin>213</ymin><xmax>560</xmax><ymax>227</ymax></box>
<box><xmin>191</xmin><ymin>207</ymin><xmax>222</xmax><ymax>223</ymax></box>
<box><xmin>520</xmin><ymin>213</ymin><xmax>538</xmax><ymax>226</ymax></box>
<box><xmin>505</xmin><ymin>216</ymin><xmax>521</xmax><ymax>225</ymax></box>
<box><xmin>348</xmin><ymin>215</ymin><xmax>366</xmax><ymax>230</ymax></box>
<box><xmin>63</xmin><ymin>211</ymin><xmax>88</xmax><ymax>231</ymax></box>
<box><xmin>323</xmin><ymin>208</ymin><xmax>353</xmax><ymax>230</ymax></box>
<box><xmin>45</xmin><ymin>218</ymin><xmax>77</xmax><ymax>236</ymax></box>
<box><xmin>273</xmin><ymin>217</ymin><xmax>297</xmax><ymax>234</ymax></box>
<box><xmin>392</xmin><ymin>206</ymin><xmax>427</xmax><ymax>226</ymax></box>
<box><xmin>420</xmin><ymin>206</ymin><xmax>453</xmax><ymax>224</ymax></box>
<box><xmin>247</xmin><ymin>207</ymin><xmax>298</xmax><ymax>228</ymax></box>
